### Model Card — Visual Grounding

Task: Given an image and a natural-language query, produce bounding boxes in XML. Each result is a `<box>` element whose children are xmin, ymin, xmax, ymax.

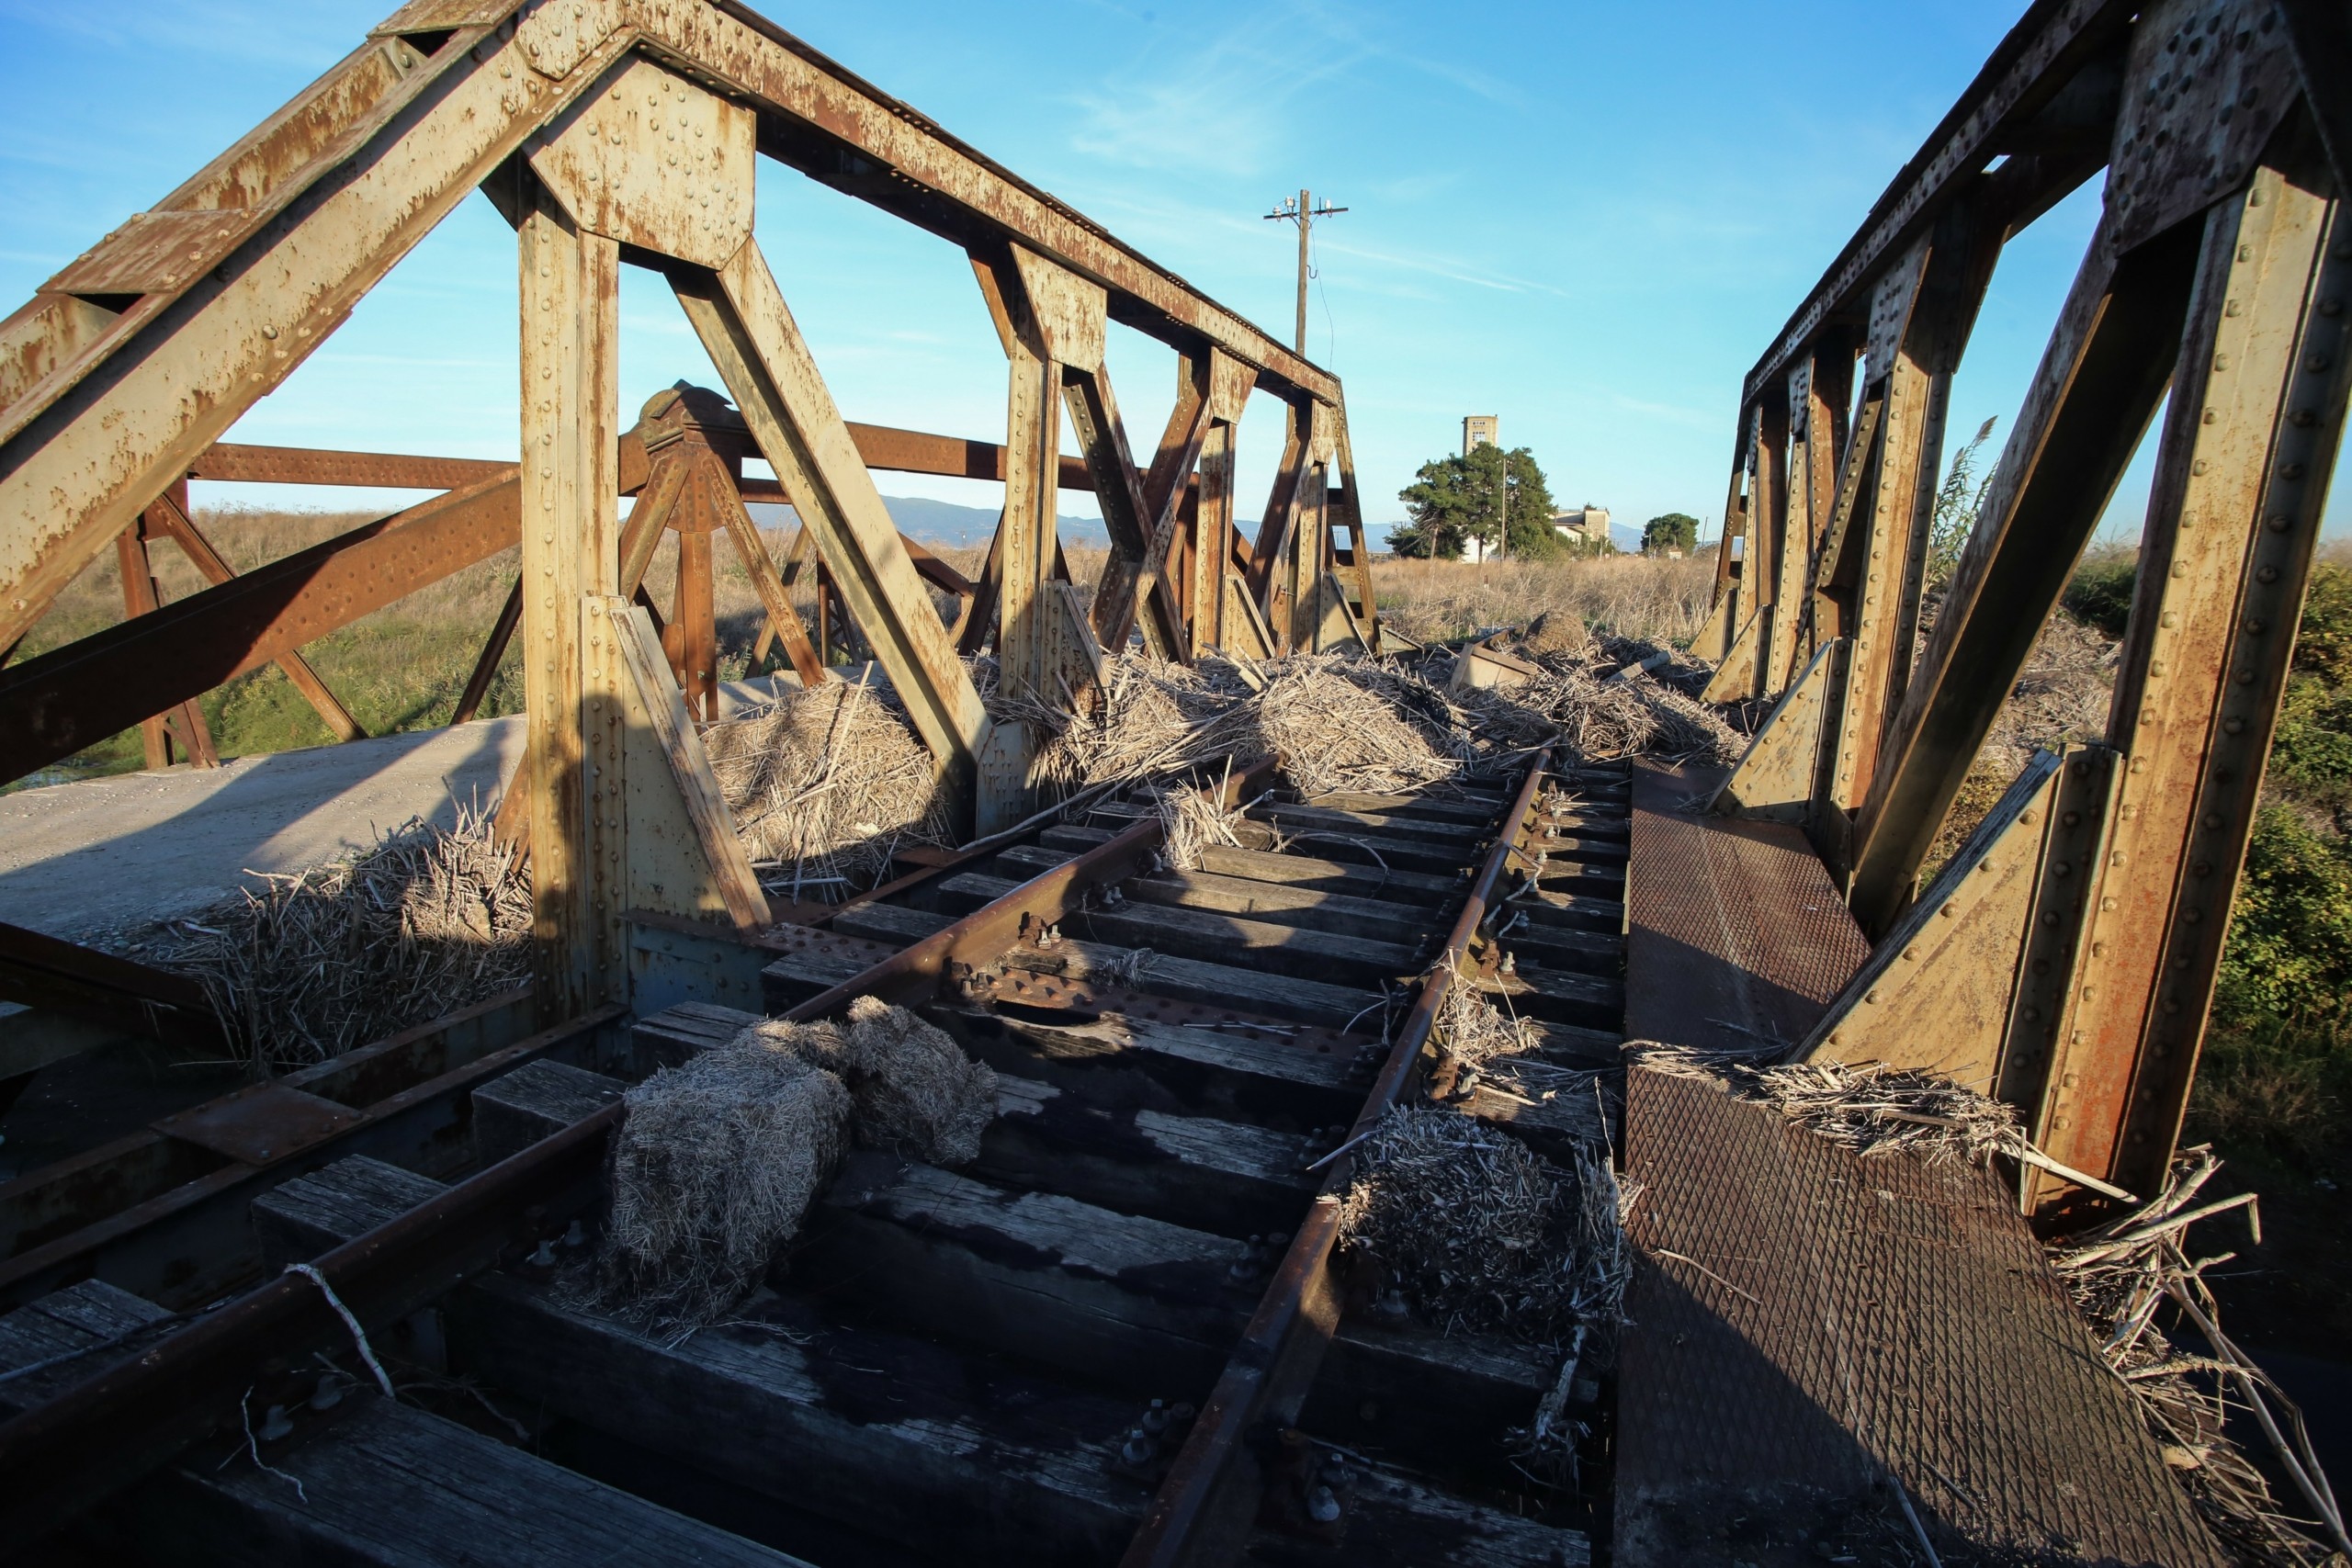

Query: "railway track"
<box><xmin>0</xmin><ymin>750</ymin><xmax>1634</xmax><ymax>1567</ymax></box>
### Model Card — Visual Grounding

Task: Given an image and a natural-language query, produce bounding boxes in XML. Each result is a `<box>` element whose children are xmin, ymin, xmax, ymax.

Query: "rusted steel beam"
<box><xmin>0</xmin><ymin>921</ymin><xmax>225</xmax><ymax>1055</ymax></box>
<box><xmin>147</xmin><ymin>488</ymin><xmax>367</xmax><ymax>743</ymax></box>
<box><xmin>1740</xmin><ymin>0</ymin><xmax>2131</xmax><ymax>404</ymax></box>
<box><xmin>0</xmin><ymin>14</ymin><xmax>630</xmax><ymax>659</ymax></box>
<box><xmin>114</xmin><ymin>502</ymin><xmax>219</xmax><ymax>772</ymax></box>
<box><xmin>186</xmin><ymin>443</ymin><xmax>515</xmax><ymax>491</ymax></box>
<box><xmin>451</xmin><ymin>579</ymin><xmax>523</xmax><ymax>726</ymax></box>
<box><xmin>637</xmin><ymin>0</ymin><xmax>1338</xmax><ymax>404</ymax></box>
<box><xmin>2037</xmin><ymin>157</ymin><xmax>2352</xmax><ymax>1210</ymax></box>
<box><xmin>1122</xmin><ymin>744</ymin><xmax>1556</xmax><ymax>1568</ymax></box>
<box><xmin>0</xmin><ymin>474</ymin><xmax>519</xmax><ymax>787</ymax></box>
<box><xmin>0</xmin><ymin>1013</ymin><xmax>622</xmax><ymax>1544</ymax></box>
<box><xmin>1847</xmin><ymin>218</ymin><xmax>2199</xmax><ymax>935</ymax></box>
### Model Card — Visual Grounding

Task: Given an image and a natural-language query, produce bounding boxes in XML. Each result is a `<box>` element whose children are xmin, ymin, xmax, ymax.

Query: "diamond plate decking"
<box><xmin>1614</xmin><ymin>1061</ymin><xmax>2228</xmax><ymax>1568</ymax></box>
<box><xmin>1623</xmin><ymin>760</ymin><xmax>1871</xmax><ymax>1054</ymax></box>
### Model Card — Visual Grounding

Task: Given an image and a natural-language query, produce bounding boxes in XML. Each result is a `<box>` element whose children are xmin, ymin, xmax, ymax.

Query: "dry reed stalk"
<box><xmin>702</xmin><ymin>675</ymin><xmax>951</xmax><ymax>897</ymax></box>
<box><xmin>2049</xmin><ymin>1148</ymin><xmax>2347</xmax><ymax>1566</ymax></box>
<box><xmin>159</xmin><ymin>810</ymin><xmax>532</xmax><ymax>1073</ymax></box>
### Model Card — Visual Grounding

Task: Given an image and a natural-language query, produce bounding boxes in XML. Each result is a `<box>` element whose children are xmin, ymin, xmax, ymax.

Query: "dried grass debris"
<box><xmin>1635</xmin><ymin>1046</ymin><xmax>2020</xmax><ymax>1166</ymax></box>
<box><xmin>1336</xmin><ymin>1105</ymin><xmax>1630</xmax><ymax>1348</ymax></box>
<box><xmin>702</xmin><ymin>676</ymin><xmax>950</xmax><ymax>897</ymax></box>
<box><xmin>2050</xmin><ymin>1147</ymin><xmax>2347</xmax><ymax>1565</ymax></box>
<box><xmin>594</xmin><ymin>1032</ymin><xmax>853</xmax><ymax>1331</ymax></box>
<box><xmin>746</xmin><ymin>998</ymin><xmax>996</xmax><ymax>1167</ymax></box>
<box><xmin>159</xmin><ymin>811</ymin><xmax>532</xmax><ymax>1073</ymax></box>
<box><xmin>1255</xmin><ymin>660</ymin><xmax>1462</xmax><ymax>795</ymax></box>
<box><xmin>841</xmin><ymin>997</ymin><xmax>996</xmax><ymax>1165</ymax></box>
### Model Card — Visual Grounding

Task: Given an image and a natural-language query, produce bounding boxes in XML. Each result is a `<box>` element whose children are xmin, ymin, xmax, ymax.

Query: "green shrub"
<box><xmin>2296</xmin><ymin>560</ymin><xmax>2352</xmax><ymax>684</ymax></box>
<box><xmin>2063</xmin><ymin>552</ymin><xmax>2138</xmax><ymax>638</ymax></box>
<box><xmin>2214</xmin><ymin>806</ymin><xmax>2352</xmax><ymax>1027</ymax></box>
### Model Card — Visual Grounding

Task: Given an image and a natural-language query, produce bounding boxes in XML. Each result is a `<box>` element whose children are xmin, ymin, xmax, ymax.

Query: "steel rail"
<box><xmin>1120</xmin><ymin>742</ymin><xmax>1557</xmax><ymax>1568</ymax></box>
<box><xmin>0</xmin><ymin>763</ymin><xmax>1261</xmax><ymax>1542</ymax></box>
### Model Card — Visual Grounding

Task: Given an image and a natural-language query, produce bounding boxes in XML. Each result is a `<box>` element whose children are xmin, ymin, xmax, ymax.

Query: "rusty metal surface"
<box><xmin>1616</xmin><ymin>1060</ymin><xmax>2227</xmax><ymax>1568</ymax></box>
<box><xmin>0</xmin><ymin>473</ymin><xmax>519</xmax><ymax>786</ymax></box>
<box><xmin>1623</xmin><ymin>761</ymin><xmax>1869</xmax><ymax>1053</ymax></box>
<box><xmin>187</xmin><ymin>442</ymin><xmax>515</xmax><ymax>491</ymax></box>
<box><xmin>150</xmin><ymin>1082</ymin><xmax>361</xmax><ymax>1168</ymax></box>
<box><xmin>0</xmin><ymin>919</ymin><xmax>225</xmax><ymax>1054</ymax></box>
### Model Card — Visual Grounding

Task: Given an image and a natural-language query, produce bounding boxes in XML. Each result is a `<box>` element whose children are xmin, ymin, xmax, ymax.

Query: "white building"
<box><xmin>1554</xmin><ymin>504</ymin><xmax>1611</xmax><ymax>549</ymax></box>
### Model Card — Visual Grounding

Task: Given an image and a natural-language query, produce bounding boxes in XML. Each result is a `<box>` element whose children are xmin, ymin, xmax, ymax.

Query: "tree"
<box><xmin>1642</xmin><ymin>512</ymin><xmax>1700</xmax><ymax>555</ymax></box>
<box><xmin>1396</xmin><ymin>445</ymin><xmax>1560</xmax><ymax>559</ymax></box>
<box><xmin>1385</xmin><ymin>517</ymin><xmax>1453</xmax><ymax>558</ymax></box>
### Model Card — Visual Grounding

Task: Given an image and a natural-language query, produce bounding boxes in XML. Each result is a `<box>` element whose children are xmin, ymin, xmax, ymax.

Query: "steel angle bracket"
<box><xmin>1799</xmin><ymin>749</ymin><xmax>2074</xmax><ymax>1091</ymax></box>
<box><xmin>1699</xmin><ymin>608</ymin><xmax>1768</xmax><ymax>704</ymax></box>
<box><xmin>1710</xmin><ymin>638</ymin><xmax>1844</xmax><ymax>823</ymax></box>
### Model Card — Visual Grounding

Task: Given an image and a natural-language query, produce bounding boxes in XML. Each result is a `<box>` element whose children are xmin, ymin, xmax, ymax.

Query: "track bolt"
<box><xmin>1142</xmin><ymin>1398</ymin><xmax>1170</xmax><ymax>1435</ymax></box>
<box><xmin>562</xmin><ymin>1219</ymin><xmax>587</xmax><ymax>1249</ymax></box>
<box><xmin>309</xmin><ymin>1376</ymin><xmax>344</xmax><ymax>1413</ymax></box>
<box><xmin>1121</xmin><ymin>1427</ymin><xmax>1158</xmax><ymax>1465</ymax></box>
<box><xmin>1307</xmin><ymin>1484</ymin><xmax>1343</xmax><ymax>1523</ymax></box>
<box><xmin>1374</xmin><ymin>1290</ymin><xmax>1409</xmax><ymax>1321</ymax></box>
<box><xmin>258</xmin><ymin>1404</ymin><xmax>295</xmax><ymax>1442</ymax></box>
<box><xmin>1500</xmin><ymin>953</ymin><xmax>1517</xmax><ymax>976</ymax></box>
<box><xmin>528</xmin><ymin>1237</ymin><xmax>559</xmax><ymax>1268</ymax></box>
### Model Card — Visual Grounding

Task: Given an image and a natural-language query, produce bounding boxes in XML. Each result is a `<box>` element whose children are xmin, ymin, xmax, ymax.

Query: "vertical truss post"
<box><xmin>1822</xmin><ymin>207</ymin><xmax>2002</xmax><ymax>872</ymax></box>
<box><xmin>1748</xmin><ymin>398</ymin><xmax>1790</xmax><ymax>695</ymax></box>
<box><xmin>1794</xmin><ymin>339</ymin><xmax>1854</xmax><ymax>654</ymax></box>
<box><xmin>1249</xmin><ymin>399</ymin><xmax>1309</xmax><ymax>641</ymax></box>
<box><xmin>1189</xmin><ymin>353</ymin><xmax>1256</xmax><ymax>660</ymax></box>
<box><xmin>517</xmin><ymin>182</ymin><xmax>622</xmax><ymax>1023</ymax></box>
<box><xmin>2039</xmin><ymin>153</ymin><xmax>2351</xmax><ymax>1208</ymax></box>
<box><xmin>115</xmin><ymin>498</ymin><xmax>218</xmax><ymax>771</ymax></box>
<box><xmin>1767</xmin><ymin>363</ymin><xmax>1816</xmax><ymax>694</ymax></box>
<box><xmin>670</xmin><ymin>466</ymin><xmax>721</xmax><ymax>722</ymax></box>
<box><xmin>1324</xmin><ymin>407</ymin><xmax>1378</xmax><ymax>649</ymax></box>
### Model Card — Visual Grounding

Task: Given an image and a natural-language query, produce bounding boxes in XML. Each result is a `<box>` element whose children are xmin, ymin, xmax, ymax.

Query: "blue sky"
<box><xmin>1</xmin><ymin>0</ymin><xmax>2341</xmax><ymax>544</ymax></box>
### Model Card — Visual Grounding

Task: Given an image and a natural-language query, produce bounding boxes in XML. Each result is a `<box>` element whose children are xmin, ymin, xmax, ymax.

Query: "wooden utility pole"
<box><xmin>1262</xmin><ymin>189</ymin><xmax>1347</xmax><ymax>356</ymax></box>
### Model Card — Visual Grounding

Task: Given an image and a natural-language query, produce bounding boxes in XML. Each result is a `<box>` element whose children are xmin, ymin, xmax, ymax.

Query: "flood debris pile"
<box><xmin>160</xmin><ymin>811</ymin><xmax>532</xmax><ymax>1072</ymax></box>
<box><xmin>702</xmin><ymin>676</ymin><xmax>951</xmax><ymax>898</ymax></box>
<box><xmin>2051</xmin><ymin>1148</ymin><xmax>2349</xmax><ymax>1567</ymax></box>
<box><xmin>1252</xmin><ymin>660</ymin><xmax>1464</xmax><ymax>795</ymax></box>
<box><xmin>1459</xmin><ymin>634</ymin><xmax>1747</xmax><ymax>770</ymax></box>
<box><xmin>1335</xmin><ymin>1103</ymin><xmax>1630</xmax><ymax>1349</ymax></box>
<box><xmin>1639</xmin><ymin>1047</ymin><xmax>2023</xmax><ymax>1166</ymax></box>
<box><xmin>594</xmin><ymin>1000</ymin><xmax>996</xmax><ymax>1331</ymax></box>
<box><xmin>772</xmin><ymin>995</ymin><xmax>999</xmax><ymax>1168</ymax></box>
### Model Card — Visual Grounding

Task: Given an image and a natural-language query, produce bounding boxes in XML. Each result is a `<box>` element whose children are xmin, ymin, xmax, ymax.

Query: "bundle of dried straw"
<box><xmin>702</xmin><ymin>676</ymin><xmax>952</xmax><ymax>897</ymax></box>
<box><xmin>161</xmin><ymin>811</ymin><xmax>532</xmax><ymax>1073</ymax></box>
